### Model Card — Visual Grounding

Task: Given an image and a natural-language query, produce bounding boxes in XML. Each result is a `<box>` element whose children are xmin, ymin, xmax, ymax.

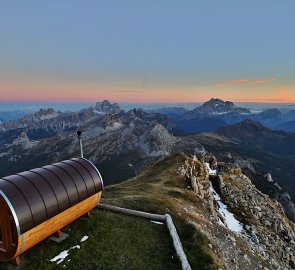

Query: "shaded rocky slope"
<box><xmin>276</xmin><ymin>121</ymin><xmax>295</xmax><ymax>132</ymax></box>
<box><xmin>192</xmin><ymin>128</ymin><xmax>295</xmax><ymax>223</ymax></box>
<box><xmin>0</xmin><ymin>106</ymin><xmax>203</xmax><ymax>186</ymax></box>
<box><xmin>217</xmin><ymin>119</ymin><xmax>295</xmax><ymax>155</ymax></box>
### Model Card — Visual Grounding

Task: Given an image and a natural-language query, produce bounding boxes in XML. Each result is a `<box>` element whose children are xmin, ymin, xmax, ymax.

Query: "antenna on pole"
<box><xmin>77</xmin><ymin>130</ymin><xmax>84</xmax><ymax>158</ymax></box>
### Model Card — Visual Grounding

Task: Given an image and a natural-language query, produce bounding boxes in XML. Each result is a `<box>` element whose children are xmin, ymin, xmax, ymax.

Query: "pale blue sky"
<box><xmin>0</xmin><ymin>1</ymin><xmax>294</xmax><ymax>102</ymax></box>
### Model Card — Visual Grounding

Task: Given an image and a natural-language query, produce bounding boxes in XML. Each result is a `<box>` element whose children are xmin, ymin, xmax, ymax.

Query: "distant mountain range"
<box><xmin>152</xmin><ymin>98</ymin><xmax>295</xmax><ymax>134</ymax></box>
<box><xmin>193</xmin><ymin>120</ymin><xmax>295</xmax><ymax>222</ymax></box>
<box><xmin>217</xmin><ymin>119</ymin><xmax>295</xmax><ymax>155</ymax></box>
<box><xmin>0</xmin><ymin>100</ymin><xmax>203</xmax><ymax>186</ymax></box>
<box><xmin>0</xmin><ymin>99</ymin><xmax>294</xmax><ymax>224</ymax></box>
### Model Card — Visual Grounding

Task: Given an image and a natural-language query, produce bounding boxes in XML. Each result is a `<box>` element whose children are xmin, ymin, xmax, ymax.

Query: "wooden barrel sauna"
<box><xmin>0</xmin><ymin>158</ymin><xmax>103</xmax><ymax>265</ymax></box>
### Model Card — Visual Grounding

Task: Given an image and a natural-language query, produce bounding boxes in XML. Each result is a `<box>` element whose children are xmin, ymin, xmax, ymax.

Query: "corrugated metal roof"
<box><xmin>0</xmin><ymin>158</ymin><xmax>103</xmax><ymax>234</ymax></box>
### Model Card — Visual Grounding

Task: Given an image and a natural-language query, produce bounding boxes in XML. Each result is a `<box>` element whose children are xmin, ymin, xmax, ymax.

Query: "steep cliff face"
<box><xmin>177</xmin><ymin>154</ymin><xmax>295</xmax><ymax>270</ymax></box>
<box><xmin>240</xmin><ymin>168</ymin><xmax>295</xmax><ymax>223</ymax></box>
<box><xmin>218</xmin><ymin>168</ymin><xmax>295</xmax><ymax>269</ymax></box>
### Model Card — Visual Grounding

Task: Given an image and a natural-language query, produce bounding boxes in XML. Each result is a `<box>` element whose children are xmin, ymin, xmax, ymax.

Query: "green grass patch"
<box><xmin>1</xmin><ymin>154</ymin><xmax>218</xmax><ymax>270</ymax></box>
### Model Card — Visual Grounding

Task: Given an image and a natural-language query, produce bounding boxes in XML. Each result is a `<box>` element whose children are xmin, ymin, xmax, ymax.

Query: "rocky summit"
<box><xmin>196</xmin><ymin>98</ymin><xmax>251</xmax><ymax>115</ymax></box>
<box><xmin>93</xmin><ymin>100</ymin><xmax>122</xmax><ymax>114</ymax></box>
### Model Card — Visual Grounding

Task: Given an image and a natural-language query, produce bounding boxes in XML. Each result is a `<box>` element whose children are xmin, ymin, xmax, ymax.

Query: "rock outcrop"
<box><xmin>12</xmin><ymin>132</ymin><xmax>37</xmax><ymax>150</ymax></box>
<box><xmin>93</xmin><ymin>100</ymin><xmax>121</xmax><ymax>114</ymax></box>
<box><xmin>177</xmin><ymin>154</ymin><xmax>295</xmax><ymax>269</ymax></box>
<box><xmin>241</xmin><ymin>168</ymin><xmax>295</xmax><ymax>223</ymax></box>
<box><xmin>220</xmin><ymin>168</ymin><xmax>295</xmax><ymax>269</ymax></box>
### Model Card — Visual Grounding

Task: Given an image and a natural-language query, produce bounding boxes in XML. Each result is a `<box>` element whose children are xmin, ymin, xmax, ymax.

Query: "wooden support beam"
<box><xmin>82</xmin><ymin>211</ymin><xmax>91</xmax><ymax>218</ymax></box>
<box><xmin>165</xmin><ymin>214</ymin><xmax>191</xmax><ymax>270</ymax></box>
<box><xmin>96</xmin><ymin>204</ymin><xmax>166</xmax><ymax>222</ymax></box>
<box><xmin>52</xmin><ymin>230</ymin><xmax>62</xmax><ymax>238</ymax></box>
<box><xmin>11</xmin><ymin>256</ymin><xmax>20</xmax><ymax>266</ymax></box>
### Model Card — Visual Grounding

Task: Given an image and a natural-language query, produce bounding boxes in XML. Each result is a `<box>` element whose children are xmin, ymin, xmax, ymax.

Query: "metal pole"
<box><xmin>77</xmin><ymin>131</ymin><xmax>84</xmax><ymax>158</ymax></box>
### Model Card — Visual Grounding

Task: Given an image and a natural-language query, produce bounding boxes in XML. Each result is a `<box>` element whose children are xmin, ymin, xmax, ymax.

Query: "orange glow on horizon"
<box><xmin>1</xmin><ymin>81</ymin><xmax>295</xmax><ymax>104</ymax></box>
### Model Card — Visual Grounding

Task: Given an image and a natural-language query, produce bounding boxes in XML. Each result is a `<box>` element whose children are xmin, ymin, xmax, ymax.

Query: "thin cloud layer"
<box><xmin>216</xmin><ymin>78</ymin><xmax>275</xmax><ymax>88</ymax></box>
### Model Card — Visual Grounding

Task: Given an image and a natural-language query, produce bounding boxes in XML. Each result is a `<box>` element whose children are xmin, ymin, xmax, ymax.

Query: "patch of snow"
<box><xmin>140</xmin><ymin>141</ymin><xmax>170</xmax><ymax>157</ymax></box>
<box><xmin>151</xmin><ymin>221</ymin><xmax>164</xmax><ymax>225</ymax></box>
<box><xmin>148</xmin><ymin>150</ymin><xmax>169</xmax><ymax>157</ymax></box>
<box><xmin>209</xmin><ymin>182</ymin><xmax>243</xmax><ymax>233</ymax></box>
<box><xmin>50</xmin><ymin>245</ymin><xmax>80</xmax><ymax>265</ymax></box>
<box><xmin>210</xmin><ymin>111</ymin><xmax>230</xmax><ymax>115</ymax></box>
<box><xmin>205</xmin><ymin>163</ymin><xmax>217</xmax><ymax>176</ymax></box>
<box><xmin>39</xmin><ymin>112</ymin><xmax>59</xmax><ymax>120</ymax></box>
<box><xmin>80</xmin><ymin>235</ymin><xmax>89</xmax><ymax>242</ymax></box>
<box><xmin>106</xmin><ymin>122</ymin><xmax>123</xmax><ymax>131</ymax></box>
<box><xmin>93</xmin><ymin>110</ymin><xmax>106</xmax><ymax>115</ymax></box>
<box><xmin>249</xmin><ymin>109</ymin><xmax>263</xmax><ymax>114</ymax></box>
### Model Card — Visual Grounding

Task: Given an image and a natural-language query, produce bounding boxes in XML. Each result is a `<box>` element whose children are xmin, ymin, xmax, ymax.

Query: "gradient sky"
<box><xmin>1</xmin><ymin>1</ymin><xmax>295</xmax><ymax>103</ymax></box>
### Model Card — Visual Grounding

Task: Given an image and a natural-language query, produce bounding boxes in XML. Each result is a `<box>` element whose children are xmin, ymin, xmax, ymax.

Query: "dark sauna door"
<box><xmin>0</xmin><ymin>197</ymin><xmax>15</xmax><ymax>253</ymax></box>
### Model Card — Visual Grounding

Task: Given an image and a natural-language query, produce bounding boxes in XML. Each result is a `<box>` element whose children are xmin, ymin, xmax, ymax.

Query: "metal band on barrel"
<box><xmin>80</xmin><ymin>158</ymin><xmax>104</xmax><ymax>189</ymax></box>
<box><xmin>0</xmin><ymin>188</ymin><xmax>21</xmax><ymax>235</ymax></box>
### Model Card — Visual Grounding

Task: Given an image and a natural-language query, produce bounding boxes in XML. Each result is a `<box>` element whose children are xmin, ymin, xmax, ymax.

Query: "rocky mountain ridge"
<box><xmin>1</xmin><ymin>101</ymin><xmax>294</xmax><ymax>225</ymax></box>
<box><xmin>196</xmin><ymin>98</ymin><xmax>251</xmax><ymax>115</ymax></box>
<box><xmin>217</xmin><ymin>119</ymin><xmax>295</xmax><ymax>155</ymax></box>
<box><xmin>192</xmin><ymin>121</ymin><xmax>295</xmax><ymax>223</ymax></box>
<box><xmin>178</xmin><ymin>153</ymin><xmax>295</xmax><ymax>269</ymax></box>
<box><xmin>0</xmin><ymin>103</ymin><xmax>203</xmax><ymax>185</ymax></box>
<box><xmin>0</xmin><ymin>101</ymin><xmax>295</xmax><ymax>268</ymax></box>
<box><xmin>152</xmin><ymin>98</ymin><xmax>295</xmax><ymax>134</ymax></box>
<box><xmin>0</xmin><ymin>101</ymin><xmax>123</xmax><ymax>144</ymax></box>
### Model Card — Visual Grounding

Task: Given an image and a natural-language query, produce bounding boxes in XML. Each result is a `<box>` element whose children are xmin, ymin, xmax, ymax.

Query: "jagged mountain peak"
<box><xmin>124</xmin><ymin>108</ymin><xmax>170</xmax><ymax>127</ymax></box>
<box><xmin>94</xmin><ymin>100</ymin><xmax>121</xmax><ymax>114</ymax></box>
<box><xmin>202</xmin><ymin>98</ymin><xmax>234</xmax><ymax>108</ymax></box>
<box><xmin>22</xmin><ymin>108</ymin><xmax>60</xmax><ymax>121</ymax></box>
<box><xmin>196</xmin><ymin>98</ymin><xmax>251</xmax><ymax>114</ymax></box>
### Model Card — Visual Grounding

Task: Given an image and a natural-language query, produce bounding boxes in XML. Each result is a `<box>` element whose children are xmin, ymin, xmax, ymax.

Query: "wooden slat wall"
<box><xmin>17</xmin><ymin>192</ymin><xmax>100</xmax><ymax>256</ymax></box>
<box><xmin>0</xmin><ymin>191</ymin><xmax>100</xmax><ymax>262</ymax></box>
